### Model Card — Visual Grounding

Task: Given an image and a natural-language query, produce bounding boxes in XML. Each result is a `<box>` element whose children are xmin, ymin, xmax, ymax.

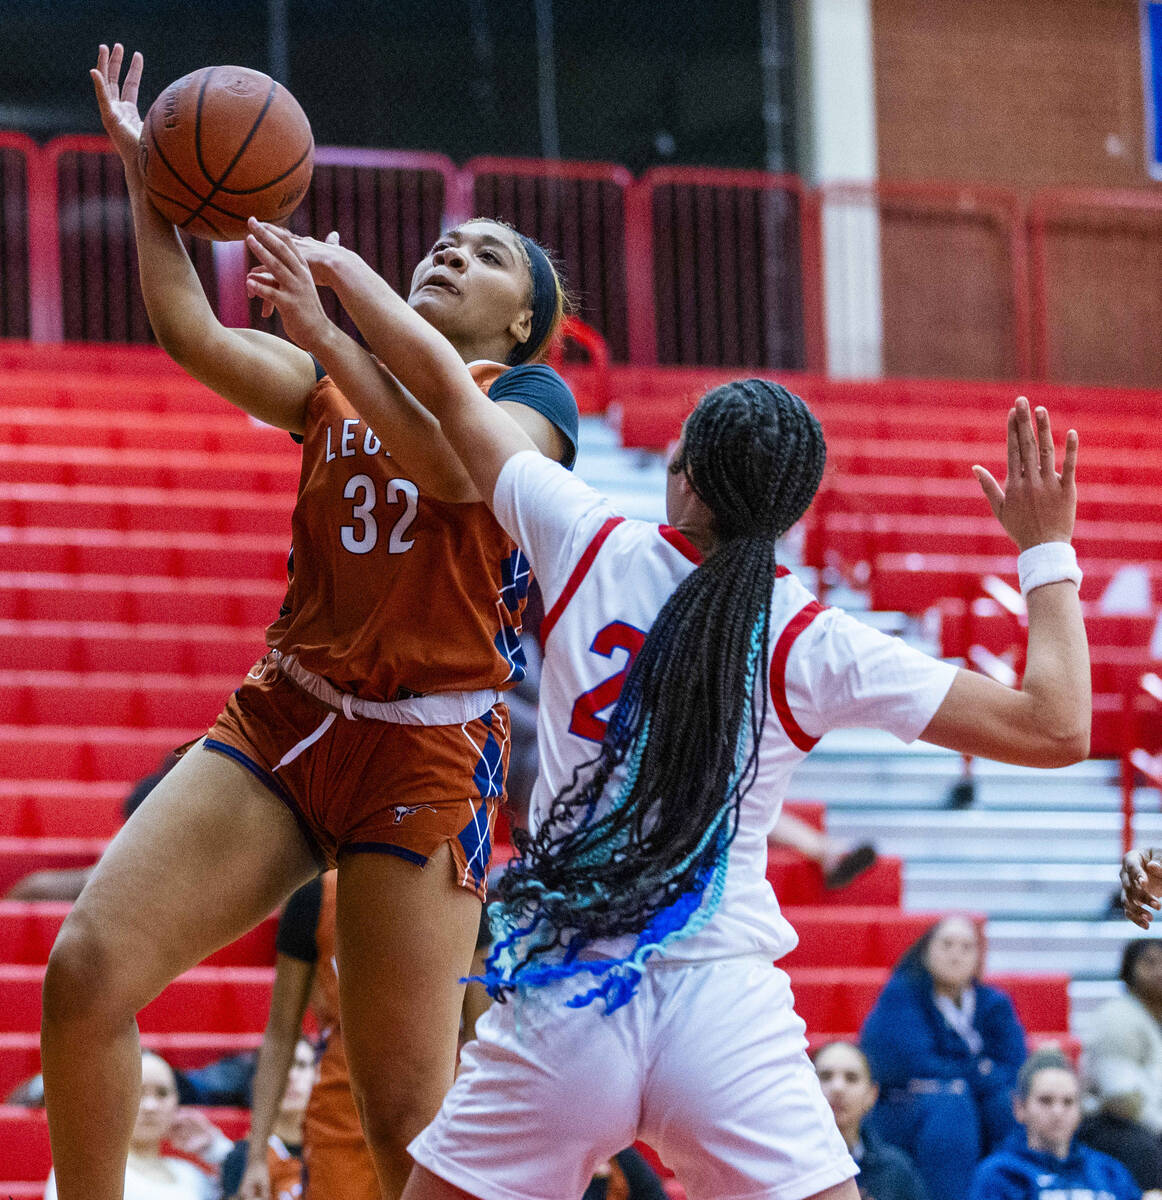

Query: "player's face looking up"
<box><xmin>922</xmin><ymin>914</ymin><xmax>980</xmax><ymax>997</ymax></box>
<box><xmin>408</xmin><ymin>221</ymin><xmax>534</xmax><ymax>360</ymax></box>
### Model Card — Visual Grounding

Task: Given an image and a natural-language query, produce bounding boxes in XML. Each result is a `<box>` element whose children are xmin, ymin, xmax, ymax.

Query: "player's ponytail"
<box><xmin>480</xmin><ymin>379</ymin><xmax>826</xmax><ymax>1011</ymax></box>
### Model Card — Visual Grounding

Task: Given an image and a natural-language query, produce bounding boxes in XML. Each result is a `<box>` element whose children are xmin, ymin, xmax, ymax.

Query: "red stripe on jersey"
<box><xmin>658</xmin><ymin>525</ymin><xmax>702</xmax><ymax>564</ymax></box>
<box><xmin>541</xmin><ymin>516</ymin><xmax>625</xmax><ymax>645</ymax></box>
<box><xmin>769</xmin><ymin>599</ymin><xmax>827</xmax><ymax>752</ymax></box>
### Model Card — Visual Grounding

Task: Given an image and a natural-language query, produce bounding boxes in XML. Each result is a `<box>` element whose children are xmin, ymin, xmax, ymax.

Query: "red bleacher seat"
<box><xmin>0</xmin><ymin>729</ymin><xmax>201</xmax><ymax>786</ymax></box>
<box><xmin>0</xmin><ymin>837</ymin><xmax>108</xmax><ymax>894</ymax></box>
<box><xmin>785</xmin><ymin>966</ymin><xmax>1070</xmax><ymax>1036</ymax></box>
<box><xmin>0</xmin><ymin>406</ymin><xmax>291</xmax><ymax>456</ymax></box>
<box><xmin>767</xmin><ymin>851</ymin><xmax>903</xmax><ymax>907</ymax></box>
<box><xmin>0</xmin><ymin>527</ymin><xmax>291</xmax><ymax>581</ymax></box>
<box><xmin>0</xmin><ymin>573</ymin><xmax>285</xmax><ymax>628</ymax></box>
<box><xmin>0</xmin><ymin>620</ymin><xmax>265</xmax><ymax>676</ymax></box>
<box><xmin>0</xmin><ymin>965</ymin><xmax>274</xmax><ymax>1035</ymax></box>
<box><xmin>0</xmin><ymin>483</ymin><xmax>294</xmax><ymax>537</ymax></box>
<box><xmin>0</xmin><ymin>671</ymin><xmax>237</xmax><ymax>729</ymax></box>
<box><xmin>0</xmin><ymin>1103</ymin><xmax>249</xmax><ymax>1182</ymax></box>
<box><xmin>780</xmin><ymin>907</ymin><xmax>942</xmax><ymax>968</ymax></box>
<box><xmin>808</xmin><ymin>513</ymin><xmax>1162</xmax><ymax>571</ymax></box>
<box><xmin>0</xmin><ymin>781</ymin><xmax>129</xmax><ymax>838</ymax></box>
<box><xmin>0</xmin><ymin>443</ymin><xmax>300</xmax><ymax>493</ymax></box>
<box><xmin>0</xmin><ymin>904</ymin><xmax>276</xmax><ymax>969</ymax></box>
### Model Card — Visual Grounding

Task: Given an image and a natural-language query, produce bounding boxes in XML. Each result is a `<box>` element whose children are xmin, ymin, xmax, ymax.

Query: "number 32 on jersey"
<box><xmin>341</xmin><ymin>473</ymin><xmax>418</xmax><ymax>555</ymax></box>
<box><xmin>569</xmin><ymin>620</ymin><xmax>647</xmax><ymax>743</ymax></box>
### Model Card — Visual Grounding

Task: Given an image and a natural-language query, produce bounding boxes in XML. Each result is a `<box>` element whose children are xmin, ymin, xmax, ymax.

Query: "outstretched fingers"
<box><xmin>1035</xmin><ymin>405</ymin><xmax>1058</xmax><ymax>480</ymax></box>
<box><xmin>1013</xmin><ymin>396</ymin><xmax>1039</xmax><ymax>478</ymax></box>
<box><xmin>1060</xmin><ymin>428</ymin><xmax>1079</xmax><ymax>492</ymax></box>
<box><xmin>246</xmin><ymin>218</ymin><xmax>307</xmax><ymax>281</ymax></box>
<box><xmin>972</xmin><ymin>464</ymin><xmax>1004</xmax><ymax>520</ymax></box>
<box><xmin>121</xmin><ymin>49</ymin><xmax>143</xmax><ymax>107</ymax></box>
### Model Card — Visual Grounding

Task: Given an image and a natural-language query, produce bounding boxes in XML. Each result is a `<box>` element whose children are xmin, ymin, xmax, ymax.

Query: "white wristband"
<box><xmin>1017</xmin><ymin>542</ymin><xmax>1082</xmax><ymax>596</ymax></box>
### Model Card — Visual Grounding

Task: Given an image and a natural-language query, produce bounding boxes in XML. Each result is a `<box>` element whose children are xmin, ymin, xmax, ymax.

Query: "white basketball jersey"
<box><xmin>493</xmin><ymin>451</ymin><xmax>956</xmax><ymax>962</ymax></box>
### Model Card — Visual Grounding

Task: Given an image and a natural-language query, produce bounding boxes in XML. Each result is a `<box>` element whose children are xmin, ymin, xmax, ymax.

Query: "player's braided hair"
<box><xmin>481</xmin><ymin>379</ymin><xmax>826</xmax><ymax>1011</ymax></box>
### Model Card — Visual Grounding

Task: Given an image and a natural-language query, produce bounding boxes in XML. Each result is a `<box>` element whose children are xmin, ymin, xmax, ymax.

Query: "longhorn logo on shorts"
<box><xmin>389</xmin><ymin>803</ymin><xmax>438</xmax><ymax>824</ymax></box>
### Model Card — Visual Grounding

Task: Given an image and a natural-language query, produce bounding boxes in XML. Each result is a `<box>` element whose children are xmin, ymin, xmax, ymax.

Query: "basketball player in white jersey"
<box><xmin>245</xmin><ymin>217</ymin><xmax>1089</xmax><ymax>1200</ymax></box>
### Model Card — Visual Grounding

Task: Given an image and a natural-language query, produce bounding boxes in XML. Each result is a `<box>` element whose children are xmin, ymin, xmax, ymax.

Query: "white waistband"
<box><xmin>271</xmin><ymin>650</ymin><xmax>502</xmax><ymax>726</ymax></box>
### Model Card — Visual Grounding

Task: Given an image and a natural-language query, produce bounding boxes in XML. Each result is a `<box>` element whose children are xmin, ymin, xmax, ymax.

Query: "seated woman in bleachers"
<box><xmin>861</xmin><ymin>914</ymin><xmax>1027</xmax><ymax>1200</ymax></box>
<box><xmin>1081</xmin><ymin>939</ymin><xmax>1162</xmax><ymax>1138</ymax></box>
<box><xmin>814</xmin><ymin>1040</ymin><xmax>928</xmax><ymax>1200</ymax></box>
<box><xmin>45</xmin><ymin>1050</ymin><xmax>224</xmax><ymax>1200</ymax></box>
<box><xmin>969</xmin><ymin>1047</ymin><xmax>1145</xmax><ymax>1200</ymax></box>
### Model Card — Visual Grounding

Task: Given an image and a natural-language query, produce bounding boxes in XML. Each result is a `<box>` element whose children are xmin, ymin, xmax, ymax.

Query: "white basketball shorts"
<box><xmin>409</xmin><ymin>956</ymin><xmax>857</xmax><ymax>1200</ymax></box>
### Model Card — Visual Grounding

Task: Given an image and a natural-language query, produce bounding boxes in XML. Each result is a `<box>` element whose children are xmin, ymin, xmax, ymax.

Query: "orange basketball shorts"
<box><xmin>203</xmin><ymin>655</ymin><xmax>507</xmax><ymax>900</ymax></box>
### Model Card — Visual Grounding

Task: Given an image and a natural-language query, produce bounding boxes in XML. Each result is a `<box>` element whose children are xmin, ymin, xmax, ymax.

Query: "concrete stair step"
<box><xmin>904</xmin><ymin>863</ymin><xmax>1120</xmax><ymax>918</ymax></box>
<box><xmin>826</xmin><ymin>810</ymin><xmax>1162</xmax><ymax>863</ymax></box>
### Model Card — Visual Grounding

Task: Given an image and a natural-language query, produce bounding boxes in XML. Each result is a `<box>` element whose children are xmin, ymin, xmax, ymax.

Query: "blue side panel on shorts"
<box><xmin>457</xmin><ymin>800</ymin><xmax>492</xmax><ymax>888</ymax></box>
<box><xmin>471</xmin><ymin>710</ymin><xmax>505</xmax><ymax>801</ymax></box>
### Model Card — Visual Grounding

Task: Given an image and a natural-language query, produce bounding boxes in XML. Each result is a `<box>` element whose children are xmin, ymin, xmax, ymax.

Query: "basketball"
<box><xmin>138</xmin><ymin>65</ymin><xmax>314</xmax><ymax>241</ymax></box>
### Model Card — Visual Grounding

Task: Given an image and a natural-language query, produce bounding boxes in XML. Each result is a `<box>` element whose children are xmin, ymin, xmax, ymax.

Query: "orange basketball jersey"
<box><xmin>265</xmin><ymin>362</ymin><xmax>530</xmax><ymax>702</ymax></box>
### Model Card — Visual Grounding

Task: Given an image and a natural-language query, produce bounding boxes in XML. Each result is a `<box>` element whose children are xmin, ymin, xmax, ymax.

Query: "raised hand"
<box><xmin>245</xmin><ymin>218</ymin><xmax>335</xmax><ymax>352</ymax></box>
<box><xmin>973</xmin><ymin>397</ymin><xmax>1079</xmax><ymax>552</ymax></box>
<box><xmin>90</xmin><ymin>43</ymin><xmax>145</xmax><ymax>173</ymax></box>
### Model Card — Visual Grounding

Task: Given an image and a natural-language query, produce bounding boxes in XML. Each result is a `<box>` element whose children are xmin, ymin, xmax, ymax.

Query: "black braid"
<box><xmin>490</xmin><ymin>380</ymin><xmax>826</xmax><ymax>993</ymax></box>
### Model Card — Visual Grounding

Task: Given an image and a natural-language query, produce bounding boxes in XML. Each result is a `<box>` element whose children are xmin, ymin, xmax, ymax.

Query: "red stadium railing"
<box><xmin>820</xmin><ymin>181</ymin><xmax>1029</xmax><ymax>380</ymax></box>
<box><xmin>625</xmin><ymin>166</ymin><xmax>822</xmax><ymax>371</ymax></box>
<box><xmin>250</xmin><ymin>145</ymin><xmax>456</xmax><ymax>340</ymax></box>
<box><xmin>465</xmin><ymin>156</ymin><xmax>633</xmax><ymax>361</ymax></box>
<box><xmin>39</xmin><ymin>135</ymin><xmax>220</xmax><ymax>344</ymax></box>
<box><xmin>13</xmin><ymin>133</ymin><xmax>1162</xmax><ymax>386</ymax></box>
<box><xmin>0</xmin><ymin>133</ymin><xmax>36</xmax><ymax>342</ymax></box>
<box><xmin>1029</xmin><ymin>187</ymin><xmax>1162</xmax><ymax>388</ymax></box>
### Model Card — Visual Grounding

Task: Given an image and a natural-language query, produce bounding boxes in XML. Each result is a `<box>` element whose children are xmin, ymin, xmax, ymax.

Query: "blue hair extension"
<box><xmin>470</xmin><ymin>613</ymin><xmax>769</xmax><ymax>1012</ymax></box>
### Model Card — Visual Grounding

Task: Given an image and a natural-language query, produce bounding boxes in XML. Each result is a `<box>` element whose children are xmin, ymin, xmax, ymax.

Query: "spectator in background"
<box><xmin>968</xmin><ymin>1048</ymin><xmax>1145</xmax><ymax>1200</ymax></box>
<box><xmin>1082</xmin><ymin>940</ymin><xmax>1162</xmax><ymax>1138</ymax></box>
<box><xmin>219</xmin><ymin>1036</ymin><xmax>317</xmax><ymax>1200</ymax></box>
<box><xmin>46</xmin><ymin>1050</ymin><xmax>223</xmax><ymax>1200</ymax></box>
<box><xmin>862</xmin><ymin>914</ymin><xmax>1027</xmax><ymax>1200</ymax></box>
<box><xmin>814</xmin><ymin>1041</ymin><xmax>928</xmax><ymax>1200</ymax></box>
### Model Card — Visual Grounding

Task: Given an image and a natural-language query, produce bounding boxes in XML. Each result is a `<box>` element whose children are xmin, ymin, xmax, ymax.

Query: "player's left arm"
<box><xmin>245</xmin><ymin>219</ymin><xmax>558</xmax><ymax>503</ymax></box>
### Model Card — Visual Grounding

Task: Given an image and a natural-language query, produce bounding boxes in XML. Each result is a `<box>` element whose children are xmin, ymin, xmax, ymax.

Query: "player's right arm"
<box><xmin>90</xmin><ymin>44</ymin><xmax>316</xmax><ymax>434</ymax></box>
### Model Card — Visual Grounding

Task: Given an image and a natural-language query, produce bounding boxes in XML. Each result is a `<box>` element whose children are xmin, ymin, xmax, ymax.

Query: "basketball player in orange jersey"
<box><xmin>41</xmin><ymin>43</ymin><xmax>578</xmax><ymax>1200</ymax></box>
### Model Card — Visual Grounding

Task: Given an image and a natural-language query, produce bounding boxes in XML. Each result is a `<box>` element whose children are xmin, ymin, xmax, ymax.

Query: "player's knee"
<box><xmin>42</xmin><ymin>913</ymin><xmax>133</xmax><ymax>1030</ymax></box>
<box><xmin>352</xmin><ymin>1077</ymin><xmax>434</xmax><ymax>1160</ymax></box>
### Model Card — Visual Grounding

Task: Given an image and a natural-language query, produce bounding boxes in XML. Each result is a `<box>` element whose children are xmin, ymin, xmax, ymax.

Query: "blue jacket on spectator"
<box><xmin>862</xmin><ymin>970</ymin><xmax>1027</xmax><ymax>1200</ymax></box>
<box><xmin>968</xmin><ymin>1131</ymin><xmax>1141</xmax><ymax>1200</ymax></box>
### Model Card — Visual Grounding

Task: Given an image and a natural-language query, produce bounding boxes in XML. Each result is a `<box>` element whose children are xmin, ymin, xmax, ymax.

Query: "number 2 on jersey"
<box><xmin>568</xmin><ymin>621</ymin><xmax>647</xmax><ymax>742</ymax></box>
<box><xmin>341</xmin><ymin>473</ymin><xmax>418</xmax><ymax>555</ymax></box>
